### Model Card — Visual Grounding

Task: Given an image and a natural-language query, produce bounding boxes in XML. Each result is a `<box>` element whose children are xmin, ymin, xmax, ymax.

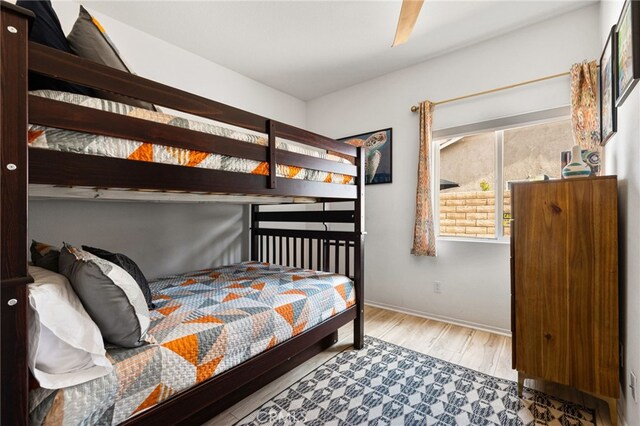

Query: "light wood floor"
<box><xmin>206</xmin><ymin>305</ymin><xmax>612</xmax><ymax>425</ymax></box>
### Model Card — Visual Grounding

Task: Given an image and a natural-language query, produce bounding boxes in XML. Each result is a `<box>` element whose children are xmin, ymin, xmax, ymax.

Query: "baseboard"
<box><xmin>364</xmin><ymin>300</ymin><xmax>512</xmax><ymax>337</ymax></box>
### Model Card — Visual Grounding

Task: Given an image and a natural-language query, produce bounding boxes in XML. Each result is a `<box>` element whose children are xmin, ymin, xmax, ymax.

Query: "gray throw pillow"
<box><xmin>58</xmin><ymin>243</ymin><xmax>151</xmax><ymax>348</ymax></box>
<box><xmin>66</xmin><ymin>6</ymin><xmax>158</xmax><ymax>111</ymax></box>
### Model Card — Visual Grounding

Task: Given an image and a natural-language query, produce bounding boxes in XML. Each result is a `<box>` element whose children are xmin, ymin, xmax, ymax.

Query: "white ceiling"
<box><xmin>85</xmin><ymin>1</ymin><xmax>595</xmax><ymax>100</ymax></box>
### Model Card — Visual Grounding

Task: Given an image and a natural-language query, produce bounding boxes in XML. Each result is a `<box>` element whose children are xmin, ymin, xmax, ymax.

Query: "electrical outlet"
<box><xmin>630</xmin><ymin>371</ymin><xmax>637</xmax><ymax>402</ymax></box>
<box><xmin>433</xmin><ymin>281</ymin><xmax>442</xmax><ymax>294</ymax></box>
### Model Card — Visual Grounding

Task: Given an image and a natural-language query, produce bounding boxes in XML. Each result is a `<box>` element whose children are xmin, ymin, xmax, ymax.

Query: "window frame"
<box><xmin>432</xmin><ymin>106</ymin><xmax>571</xmax><ymax>243</ymax></box>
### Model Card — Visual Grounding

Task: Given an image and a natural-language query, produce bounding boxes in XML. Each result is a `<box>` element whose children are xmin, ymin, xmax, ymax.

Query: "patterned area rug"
<box><xmin>235</xmin><ymin>336</ymin><xmax>596</xmax><ymax>425</ymax></box>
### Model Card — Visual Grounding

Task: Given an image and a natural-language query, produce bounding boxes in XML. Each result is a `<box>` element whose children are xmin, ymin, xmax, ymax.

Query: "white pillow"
<box><xmin>28</xmin><ymin>265</ymin><xmax>112</xmax><ymax>389</ymax></box>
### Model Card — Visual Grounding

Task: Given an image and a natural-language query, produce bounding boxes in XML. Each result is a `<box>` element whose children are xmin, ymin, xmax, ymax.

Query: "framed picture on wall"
<box><xmin>600</xmin><ymin>25</ymin><xmax>617</xmax><ymax>145</ymax></box>
<box><xmin>615</xmin><ymin>0</ymin><xmax>640</xmax><ymax>106</ymax></box>
<box><xmin>338</xmin><ymin>128</ymin><xmax>392</xmax><ymax>184</ymax></box>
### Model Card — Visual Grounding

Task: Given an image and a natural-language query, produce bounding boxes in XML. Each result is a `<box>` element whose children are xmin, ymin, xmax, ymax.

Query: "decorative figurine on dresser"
<box><xmin>510</xmin><ymin>176</ymin><xmax>619</xmax><ymax>425</ymax></box>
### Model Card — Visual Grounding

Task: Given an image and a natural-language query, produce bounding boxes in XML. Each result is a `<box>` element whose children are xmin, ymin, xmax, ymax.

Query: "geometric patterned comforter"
<box><xmin>29</xmin><ymin>262</ymin><xmax>355</xmax><ymax>425</ymax></box>
<box><xmin>27</xmin><ymin>90</ymin><xmax>354</xmax><ymax>185</ymax></box>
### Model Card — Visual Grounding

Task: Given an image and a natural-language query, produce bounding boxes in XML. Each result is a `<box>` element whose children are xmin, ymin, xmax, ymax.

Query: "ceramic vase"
<box><xmin>562</xmin><ymin>145</ymin><xmax>591</xmax><ymax>179</ymax></box>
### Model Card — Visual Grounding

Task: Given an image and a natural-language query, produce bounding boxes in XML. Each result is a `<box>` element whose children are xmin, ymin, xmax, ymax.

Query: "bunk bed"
<box><xmin>0</xmin><ymin>3</ymin><xmax>365</xmax><ymax>425</ymax></box>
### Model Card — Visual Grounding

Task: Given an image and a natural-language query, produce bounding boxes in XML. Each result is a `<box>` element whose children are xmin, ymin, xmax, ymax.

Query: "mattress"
<box><xmin>29</xmin><ymin>262</ymin><xmax>355</xmax><ymax>425</ymax></box>
<box><xmin>28</xmin><ymin>91</ymin><xmax>354</xmax><ymax>185</ymax></box>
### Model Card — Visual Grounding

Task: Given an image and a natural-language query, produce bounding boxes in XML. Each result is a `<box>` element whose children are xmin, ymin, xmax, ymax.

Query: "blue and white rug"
<box><xmin>235</xmin><ymin>336</ymin><xmax>595</xmax><ymax>425</ymax></box>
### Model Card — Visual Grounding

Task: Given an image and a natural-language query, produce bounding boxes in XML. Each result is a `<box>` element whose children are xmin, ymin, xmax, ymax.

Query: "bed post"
<box><xmin>353</xmin><ymin>147</ymin><xmax>365</xmax><ymax>349</ymax></box>
<box><xmin>1</xmin><ymin>3</ymin><xmax>33</xmax><ymax>425</ymax></box>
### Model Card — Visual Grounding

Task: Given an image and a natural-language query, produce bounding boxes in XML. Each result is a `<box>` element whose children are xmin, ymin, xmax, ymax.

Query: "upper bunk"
<box><xmin>1</xmin><ymin>2</ymin><xmax>364</xmax><ymax>205</ymax></box>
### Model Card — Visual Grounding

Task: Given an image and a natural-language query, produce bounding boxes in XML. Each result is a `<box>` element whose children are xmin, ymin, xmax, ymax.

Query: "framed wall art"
<box><xmin>616</xmin><ymin>0</ymin><xmax>640</xmax><ymax>106</ymax></box>
<box><xmin>600</xmin><ymin>25</ymin><xmax>617</xmax><ymax>145</ymax></box>
<box><xmin>338</xmin><ymin>128</ymin><xmax>392</xmax><ymax>184</ymax></box>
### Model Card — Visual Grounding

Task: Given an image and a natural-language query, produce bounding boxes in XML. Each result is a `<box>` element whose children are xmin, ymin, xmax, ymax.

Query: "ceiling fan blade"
<box><xmin>392</xmin><ymin>0</ymin><xmax>425</xmax><ymax>47</ymax></box>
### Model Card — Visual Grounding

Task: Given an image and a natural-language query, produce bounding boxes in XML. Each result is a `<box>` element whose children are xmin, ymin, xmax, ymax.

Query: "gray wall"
<box><xmin>29</xmin><ymin>200</ymin><xmax>248</xmax><ymax>280</ymax></box>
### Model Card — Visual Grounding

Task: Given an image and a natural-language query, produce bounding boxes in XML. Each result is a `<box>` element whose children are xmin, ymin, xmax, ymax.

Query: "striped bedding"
<box><xmin>29</xmin><ymin>262</ymin><xmax>355</xmax><ymax>425</ymax></box>
<box><xmin>28</xmin><ymin>91</ymin><xmax>354</xmax><ymax>185</ymax></box>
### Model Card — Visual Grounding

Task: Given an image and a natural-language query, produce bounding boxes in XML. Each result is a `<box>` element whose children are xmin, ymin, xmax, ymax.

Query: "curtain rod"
<box><xmin>410</xmin><ymin>70</ymin><xmax>571</xmax><ymax>112</ymax></box>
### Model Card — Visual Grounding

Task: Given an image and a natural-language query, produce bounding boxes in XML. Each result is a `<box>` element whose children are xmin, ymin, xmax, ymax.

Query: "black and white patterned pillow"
<box><xmin>82</xmin><ymin>245</ymin><xmax>155</xmax><ymax>310</ymax></box>
<box><xmin>30</xmin><ymin>240</ymin><xmax>60</xmax><ymax>273</ymax></box>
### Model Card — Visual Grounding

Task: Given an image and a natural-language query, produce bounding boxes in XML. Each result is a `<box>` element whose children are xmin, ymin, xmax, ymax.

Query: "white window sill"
<box><xmin>437</xmin><ymin>236</ymin><xmax>510</xmax><ymax>244</ymax></box>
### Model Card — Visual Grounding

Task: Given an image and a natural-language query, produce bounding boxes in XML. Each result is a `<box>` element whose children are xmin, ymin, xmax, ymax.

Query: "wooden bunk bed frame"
<box><xmin>0</xmin><ymin>3</ymin><xmax>365</xmax><ymax>425</ymax></box>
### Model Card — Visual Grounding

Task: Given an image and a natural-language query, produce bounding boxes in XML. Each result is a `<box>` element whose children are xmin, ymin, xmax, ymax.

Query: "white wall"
<box><xmin>306</xmin><ymin>4</ymin><xmax>600</xmax><ymax>333</ymax></box>
<box><xmin>600</xmin><ymin>2</ymin><xmax>640</xmax><ymax>424</ymax></box>
<box><xmin>27</xmin><ymin>2</ymin><xmax>307</xmax><ymax>279</ymax></box>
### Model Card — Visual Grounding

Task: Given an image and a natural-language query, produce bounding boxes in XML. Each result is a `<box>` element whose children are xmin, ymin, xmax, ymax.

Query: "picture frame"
<box><xmin>600</xmin><ymin>25</ymin><xmax>617</xmax><ymax>145</ymax></box>
<box><xmin>338</xmin><ymin>128</ymin><xmax>392</xmax><ymax>185</ymax></box>
<box><xmin>615</xmin><ymin>0</ymin><xmax>640</xmax><ymax>106</ymax></box>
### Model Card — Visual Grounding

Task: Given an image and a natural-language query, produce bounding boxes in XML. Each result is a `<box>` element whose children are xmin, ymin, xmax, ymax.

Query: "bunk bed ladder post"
<box><xmin>267</xmin><ymin>120</ymin><xmax>277</xmax><ymax>189</ymax></box>
<box><xmin>0</xmin><ymin>4</ymin><xmax>33</xmax><ymax>425</ymax></box>
<box><xmin>354</xmin><ymin>146</ymin><xmax>366</xmax><ymax>350</ymax></box>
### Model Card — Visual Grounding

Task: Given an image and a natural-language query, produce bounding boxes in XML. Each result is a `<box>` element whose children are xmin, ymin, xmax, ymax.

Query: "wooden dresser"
<box><xmin>511</xmin><ymin>176</ymin><xmax>619</xmax><ymax>421</ymax></box>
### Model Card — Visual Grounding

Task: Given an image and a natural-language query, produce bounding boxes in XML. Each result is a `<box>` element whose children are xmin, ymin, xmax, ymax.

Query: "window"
<box><xmin>435</xmin><ymin>116</ymin><xmax>575</xmax><ymax>241</ymax></box>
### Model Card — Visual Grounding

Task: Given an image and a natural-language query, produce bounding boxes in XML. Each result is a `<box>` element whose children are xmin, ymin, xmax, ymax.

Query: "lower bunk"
<box><xmin>29</xmin><ymin>262</ymin><xmax>357</xmax><ymax>425</ymax></box>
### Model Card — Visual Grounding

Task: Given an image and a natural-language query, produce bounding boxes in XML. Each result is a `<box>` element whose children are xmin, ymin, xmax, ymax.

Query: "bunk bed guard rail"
<box><xmin>26</xmin><ymin>41</ymin><xmax>360</xmax><ymax>198</ymax></box>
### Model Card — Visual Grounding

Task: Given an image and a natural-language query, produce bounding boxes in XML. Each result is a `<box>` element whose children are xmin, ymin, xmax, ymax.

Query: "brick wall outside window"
<box><xmin>439</xmin><ymin>190</ymin><xmax>511</xmax><ymax>237</ymax></box>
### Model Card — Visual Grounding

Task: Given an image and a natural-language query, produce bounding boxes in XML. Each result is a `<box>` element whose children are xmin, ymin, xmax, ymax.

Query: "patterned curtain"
<box><xmin>411</xmin><ymin>101</ymin><xmax>436</xmax><ymax>257</ymax></box>
<box><xmin>570</xmin><ymin>61</ymin><xmax>600</xmax><ymax>150</ymax></box>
